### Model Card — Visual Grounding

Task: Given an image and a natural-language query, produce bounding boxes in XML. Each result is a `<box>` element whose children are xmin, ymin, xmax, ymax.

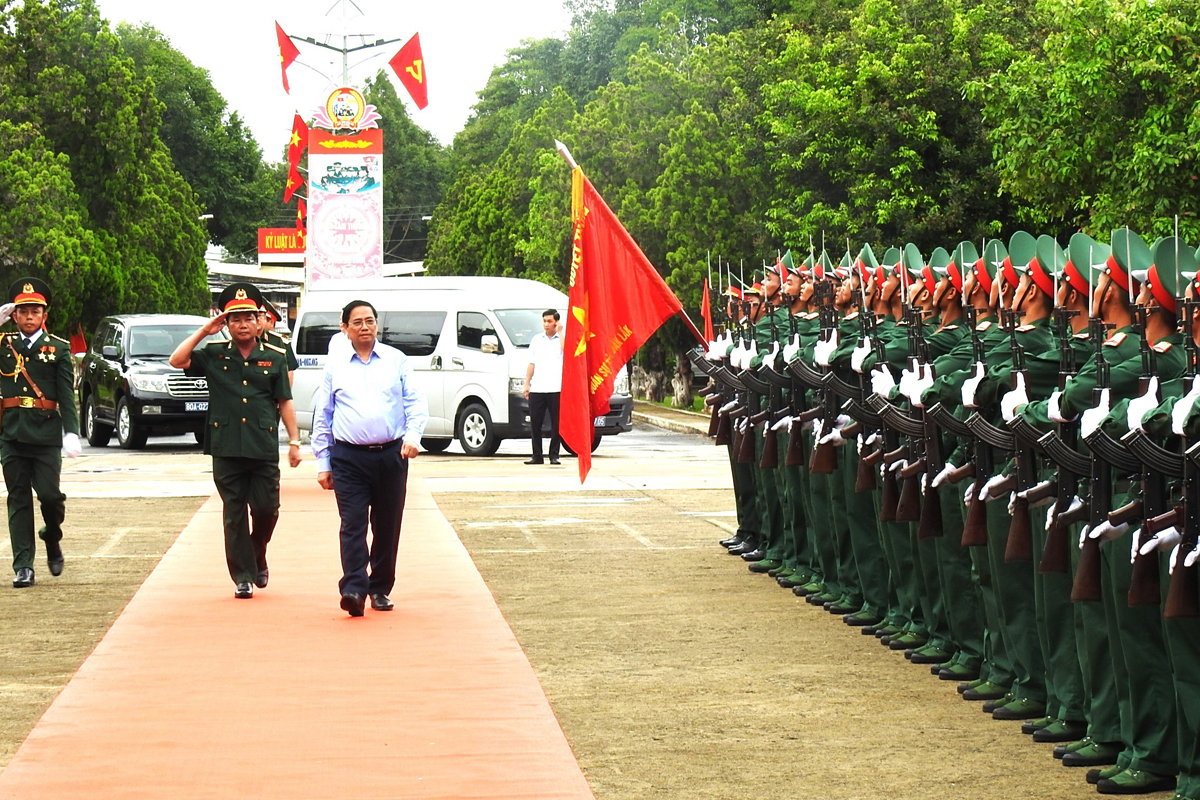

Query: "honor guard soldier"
<box><xmin>0</xmin><ymin>278</ymin><xmax>81</xmax><ymax>588</ymax></box>
<box><xmin>258</xmin><ymin>298</ymin><xmax>298</xmax><ymax>385</ymax></box>
<box><xmin>170</xmin><ymin>283</ymin><xmax>301</xmax><ymax>599</ymax></box>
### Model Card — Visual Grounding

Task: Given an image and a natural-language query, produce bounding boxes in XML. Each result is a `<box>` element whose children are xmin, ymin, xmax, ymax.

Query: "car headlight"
<box><xmin>509</xmin><ymin>378</ymin><xmax>526</xmax><ymax>395</ymax></box>
<box><xmin>129</xmin><ymin>373</ymin><xmax>170</xmax><ymax>393</ymax></box>
<box><xmin>612</xmin><ymin>366</ymin><xmax>630</xmax><ymax>396</ymax></box>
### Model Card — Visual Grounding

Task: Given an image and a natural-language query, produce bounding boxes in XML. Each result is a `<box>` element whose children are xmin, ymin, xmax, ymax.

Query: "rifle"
<box><xmin>808</xmin><ymin>278</ymin><xmax>839</xmax><ymax>474</ymax></box>
<box><xmin>1122</xmin><ymin>302</ymin><xmax>1165</xmax><ymax>605</ymax></box>
<box><xmin>960</xmin><ymin>304</ymin><xmax>996</xmax><ymax>547</ymax></box>
<box><xmin>1072</xmin><ymin>312</ymin><xmax>1117</xmax><ymax>602</ymax></box>
<box><xmin>854</xmin><ymin>289</ymin><xmax>880</xmax><ymax>492</ymax></box>
<box><xmin>1166</xmin><ymin>298</ymin><xmax>1200</xmax><ymax>618</ymax></box>
<box><xmin>1003</xmin><ymin>306</ymin><xmax>1036</xmax><ymax>562</ymax></box>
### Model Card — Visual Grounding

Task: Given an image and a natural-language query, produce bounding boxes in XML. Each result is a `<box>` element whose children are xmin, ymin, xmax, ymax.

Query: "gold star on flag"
<box><xmin>572</xmin><ymin>297</ymin><xmax>595</xmax><ymax>357</ymax></box>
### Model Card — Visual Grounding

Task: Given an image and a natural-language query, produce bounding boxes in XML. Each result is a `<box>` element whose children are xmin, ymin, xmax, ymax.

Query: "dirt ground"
<box><xmin>438</xmin><ymin>486</ymin><xmax>1105</xmax><ymax>800</ymax></box>
<box><xmin>0</xmin><ymin>497</ymin><xmax>202</xmax><ymax>771</ymax></box>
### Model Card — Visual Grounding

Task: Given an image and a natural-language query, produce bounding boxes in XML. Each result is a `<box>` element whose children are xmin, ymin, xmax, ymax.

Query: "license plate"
<box><xmin>185</xmin><ymin>402</ymin><xmax>208</xmax><ymax>412</ymax></box>
<box><xmin>593</xmin><ymin>417</ymin><xmax>606</xmax><ymax>427</ymax></box>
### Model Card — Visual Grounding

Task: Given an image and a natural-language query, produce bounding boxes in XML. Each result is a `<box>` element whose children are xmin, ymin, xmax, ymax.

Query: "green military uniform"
<box><xmin>186</xmin><ymin>284</ymin><xmax>292</xmax><ymax>592</ymax></box>
<box><xmin>0</xmin><ymin>278</ymin><xmax>79</xmax><ymax>587</ymax></box>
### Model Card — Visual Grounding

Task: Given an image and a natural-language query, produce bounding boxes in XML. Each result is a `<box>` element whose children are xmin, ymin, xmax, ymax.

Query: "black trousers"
<box><xmin>330</xmin><ymin>441</ymin><xmax>409</xmax><ymax>596</ymax></box>
<box><xmin>2</xmin><ymin>441</ymin><xmax>65</xmax><ymax>572</ymax></box>
<box><xmin>212</xmin><ymin>456</ymin><xmax>280</xmax><ymax>584</ymax></box>
<box><xmin>528</xmin><ymin>391</ymin><xmax>561</xmax><ymax>461</ymax></box>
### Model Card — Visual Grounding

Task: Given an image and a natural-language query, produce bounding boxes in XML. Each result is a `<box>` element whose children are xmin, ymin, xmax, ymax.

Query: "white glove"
<box><xmin>851</xmin><ymin>338</ymin><xmax>872</xmax><ymax>373</ymax></box>
<box><xmin>1079</xmin><ymin>525</ymin><xmax>1090</xmax><ymax>549</ymax></box>
<box><xmin>801</xmin><ymin>415</ymin><xmax>815</xmax><ymax>432</ymax></box>
<box><xmin>961</xmin><ymin>362</ymin><xmax>985</xmax><ymax>408</ymax></box>
<box><xmin>1007</xmin><ymin>492</ymin><xmax>1018</xmax><ymax>515</ymax></box>
<box><xmin>979</xmin><ymin>472</ymin><xmax>1010</xmax><ymax>502</ymax></box>
<box><xmin>1000</xmin><ymin>372</ymin><xmax>1029</xmax><ymax>423</ymax></box>
<box><xmin>1187</xmin><ymin>541</ymin><xmax>1200</xmax><ymax>569</ymax></box>
<box><xmin>705</xmin><ymin>339</ymin><xmax>720</xmax><ymax>360</ymax></box>
<box><xmin>767</xmin><ymin>341</ymin><xmax>781</xmax><ymax>363</ymax></box>
<box><xmin>870</xmin><ymin>367</ymin><xmax>896</xmax><ymax>399</ymax></box>
<box><xmin>1080</xmin><ymin>388</ymin><xmax>1111</xmax><ymax>438</ymax></box>
<box><xmin>908</xmin><ymin>365</ymin><xmax>935</xmax><ymax>408</ymax></box>
<box><xmin>1088</xmin><ymin>518</ymin><xmax>1128</xmax><ymax>541</ymax></box>
<box><xmin>898</xmin><ymin>366</ymin><xmax>917</xmax><ymax>402</ymax></box>
<box><xmin>931</xmin><ymin>461</ymin><xmax>956</xmax><ymax>488</ymax></box>
<box><xmin>921</xmin><ymin>473</ymin><xmax>928</xmax><ymax>493</ymax></box>
<box><xmin>1125</xmin><ymin>376</ymin><xmax>1160</xmax><ymax>433</ymax></box>
<box><xmin>889</xmin><ymin>458</ymin><xmax>908</xmax><ymax>473</ymax></box>
<box><xmin>0</xmin><ymin>302</ymin><xmax>14</xmax><ymax>326</ymax></box>
<box><xmin>1172</xmin><ymin>375</ymin><xmax>1200</xmax><ymax>435</ymax></box>
<box><xmin>856</xmin><ymin>434</ymin><xmax>866</xmax><ymax>454</ymax></box>
<box><xmin>1048</xmin><ymin>389</ymin><xmax>1070</xmax><ymax>424</ymax></box>
<box><xmin>1139</xmin><ymin>525</ymin><xmax>1180</xmax><ymax>557</ymax></box>
<box><xmin>1171</xmin><ymin>543</ymin><xmax>1181</xmax><ymax>574</ymax></box>
<box><xmin>819</xmin><ymin>414</ymin><xmax>852</xmax><ymax>446</ymax></box>
<box><xmin>812</xmin><ymin>418</ymin><xmax>824</xmax><ymax>440</ymax></box>
<box><xmin>1047</xmin><ymin>495</ymin><xmax>1083</xmax><ymax>530</ymax></box>
<box><xmin>783</xmin><ymin>333</ymin><xmax>802</xmax><ymax>363</ymax></box>
<box><xmin>62</xmin><ymin>432</ymin><xmax>82</xmax><ymax>458</ymax></box>
<box><xmin>964</xmin><ymin>481</ymin><xmax>977</xmax><ymax>506</ymax></box>
<box><xmin>814</xmin><ymin>330</ymin><xmax>838</xmax><ymax>366</ymax></box>
<box><xmin>719</xmin><ymin>400</ymin><xmax>738</xmax><ymax>414</ymax></box>
<box><xmin>1017</xmin><ymin>479</ymin><xmax>1056</xmax><ymax>510</ymax></box>
<box><xmin>771</xmin><ymin>415</ymin><xmax>793</xmax><ymax>431</ymax></box>
<box><xmin>864</xmin><ymin>432</ymin><xmax>881</xmax><ymax>447</ymax></box>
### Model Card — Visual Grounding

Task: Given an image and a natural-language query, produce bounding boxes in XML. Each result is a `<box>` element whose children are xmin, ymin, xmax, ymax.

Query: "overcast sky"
<box><xmin>93</xmin><ymin>0</ymin><xmax>574</xmax><ymax>157</ymax></box>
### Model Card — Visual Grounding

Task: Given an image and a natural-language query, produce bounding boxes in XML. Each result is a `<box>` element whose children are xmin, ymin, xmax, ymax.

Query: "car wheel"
<box><xmin>83</xmin><ymin>394</ymin><xmax>112</xmax><ymax>447</ymax></box>
<box><xmin>562</xmin><ymin>430</ymin><xmax>602</xmax><ymax>456</ymax></box>
<box><xmin>420</xmin><ymin>437</ymin><xmax>452</xmax><ymax>454</ymax></box>
<box><xmin>115</xmin><ymin>397</ymin><xmax>147</xmax><ymax>450</ymax></box>
<box><xmin>456</xmin><ymin>403</ymin><xmax>499</xmax><ymax>457</ymax></box>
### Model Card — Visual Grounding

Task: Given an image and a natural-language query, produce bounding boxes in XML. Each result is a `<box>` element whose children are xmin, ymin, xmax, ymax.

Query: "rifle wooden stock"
<box><xmin>759</xmin><ymin>429</ymin><xmax>779</xmax><ymax>469</ymax></box>
<box><xmin>1146</xmin><ymin>507</ymin><xmax>1182</xmax><ymax>536</ymax></box>
<box><xmin>917</xmin><ymin>487</ymin><xmax>943</xmax><ymax>539</ymax></box>
<box><xmin>1004</xmin><ymin>496</ymin><xmax>1033</xmax><ymax>562</ymax></box>
<box><xmin>880</xmin><ymin>469</ymin><xmax>899</xmax><ymax>521</ymax></box>
<box><xmin>984</xmin><ymin>474</ymin><xmax>1017</xmax><ymax>500</ymax></box>
<box><xmin>798</xmin><ymin>407</ymin><xmax>823</xmax><ymax>423</ymax></box>
<box><xmin>944</xmin><ymin>463</ymin><xmax>975</xmax><ymax>485</ymax></box>
<box><xmin>1127</xmin><ymin>528</ymin><xmax>1161</xmax><ymax>607</ymax></box>
<box><xmin>895</xmin><ymin>475</ymin><xmax>922</xmax><ymax>522</ymax></box>
<box><xmin>883</xmin><ymin>445</ymin><xmax>909</xmax><ymax>465</ymax></box>
<box><xmin>784</xmin><ymin>422</ymin><xmax>807</xmax><ymax>467</ymax></box>
<box><xmin>861</xmin><ymin>446</ymin><xmax>884</xmax><ymax>468</ymax></box>
<box><xmin>898</xmin><ymin>458</ymin><xmax>927</xmax><ymax>480</ymax></box>
<box><xmin>708</xmin><ymin>403</ymin><xmax>720</xmax><ymax>437</ymax></box>
<box><xmin>1071</xmin><ymin>537</ymin><xmax>1104</xmax><ymax>602</ymax></box>
<box><xmin>1165</xmin><ymin>556</ymin><xmax>1200</xmax><ymax>619</ymax></box>
<box><xmin>1039</xmin><ymin>516</ymin><xmax>1070</xmax><ymax>574</ymax></box>
<box><xmin>736</xmin><ymin>423</ymin><xmax>756</xmax><ymax>464</ymax></box>
<box><xmin>1022</xmin><ymin>480</ymin><xmax>1056</xmax><ymax>505</ymax></box>
<box><xmin>809</xmin><ymin>440</ymin><xmax>837</xmax><ymax>474</ymax></box>
<box><xmin>841</xmin><ymin>421</ymin><xmax>862</xmax><ymax>439</ymax></box>
<box><xmin>962</xmin><ymin>494</ymin><xmax>988</xmax><ymax>547</ymax></box>
<box><xmin>704</xmin><ymin>391</ymin><xmax>723</xmax><ymax>406</ymax></box>
<box><xmin>855</xmin><ymin>450</ymin><xmax>878</xmax><ymax>492</ymax></box>
<box><xmin>714</xmin><ymin>411</ymin><xmax>731</xmax><ymax>446</ymax></box>
<box><xmin>1108</xmin><ymin>499</ymin><xmax>1143</xmax><ymax>528</ymax></box>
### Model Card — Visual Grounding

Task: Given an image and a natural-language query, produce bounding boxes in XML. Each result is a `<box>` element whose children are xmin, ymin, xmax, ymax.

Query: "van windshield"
<box><xmin>494</xmin><ymin>309</ymin><xmax>561</xmax><ymax>348</ymax></box>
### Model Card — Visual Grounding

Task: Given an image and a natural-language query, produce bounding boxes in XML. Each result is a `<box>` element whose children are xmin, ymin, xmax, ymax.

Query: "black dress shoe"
<box><xmin>523</xmin><ymin>459</ymin><xmax>544</xmax><ymax>465</ymax></box>
<box><xmin>12</xmin><ymin>568</ymin><xmax>34</xmax><ymax>588</ymax></box>
<box><xmin>370</xmin><ymin>593</ymin><xmax>394</xmax><ymax>611</ymax></box>
<box><xmin>548</xmin><ymin>458</ymin><xmax>561</xmax><ymax>465</ymax></box>
<box><xmin>719</xmin><ymin>535</ymin><xmax>742</xmax><ymax>548</ymax></box>
<box><xmin>234</xmin><ymin>582</ymin><xmax>254</xmax><ymax>599</ymax></box>
<box><xmin>740</xmin><ymin>549</ymin><xmax>766</xmax><ymax>562</ymax></box>
<box><xmin>254</xmin><ymin>568</ymin><xmax>269</xmax><ymax>589</ymax></box>
<box><xmin>46</xmin><ymin>540</ymin><xmax>63</xmax><ymax>576</ymax></box>
<box><xmin>340</xmin><ymin>592</ymin><xmax>366</xmax><ymax>617</ymax></box>
<box><xmin>728</xmin><ymin>541</ymin><xmax>756</xmax><ymax>555</ymax></box>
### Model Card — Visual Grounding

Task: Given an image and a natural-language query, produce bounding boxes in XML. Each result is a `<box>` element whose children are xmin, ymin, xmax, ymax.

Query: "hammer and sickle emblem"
<box><xmin>406</xmin><ymin>59</ymin><xmax>424</xmax><ymax>83</ymax></box>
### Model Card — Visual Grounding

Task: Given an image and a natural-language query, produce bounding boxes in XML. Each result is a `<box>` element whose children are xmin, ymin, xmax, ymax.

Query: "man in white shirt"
<box><xmin>523</xmin><ymin>309</ymin><xmax>564</xmax><ymax>465</ymax></box>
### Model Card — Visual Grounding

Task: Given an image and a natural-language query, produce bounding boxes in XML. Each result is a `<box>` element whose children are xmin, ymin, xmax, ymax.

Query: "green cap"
<box><xmin>1148</xmin><ymin>237</ymin><xmax>1195</xmax><ymax>314</ymax></box>
<box><xmin>1108</xmin><ymin>227</ymin><xmax>1150</xmax><ymax>296</ymax></box>
<box><xmin>1068</xmin><ymin>232</ymin><xmax>1110</xmax><ymax>297</ymax></box>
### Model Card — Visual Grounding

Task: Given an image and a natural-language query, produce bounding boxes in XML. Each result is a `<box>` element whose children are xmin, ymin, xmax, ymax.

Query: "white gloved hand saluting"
<box><xmin>62</xmin><ymin>432</ymin><xmax>82</xmax><ymax>459</ymax></box>
<box><xmin>1080</xmin><ymin>388</ymin><xmax>1110</xmax><ymax>438</ymax></box>
<box><xmin>871</xmin><ymin>367</ymin><xmax>897</xmax><ymax>399</ymax></box>
<box><xmin>813</xmin><ymin>330</ymin><xmax>838</xmax><ymax>366</ymax></box>
<box><xmin>851</xmin><ymin>338</ymin><xmax>872</xmax><ymax>373</ymax></box>
<box><xmin>1000</xmin><ymin>372</ymin><xmax>1029</xmax><ymax>422</ymax></box>
<box><xmin>0</xmin><ymin>302</ymin><xmax>14</xmax><ymax>326</ymax></box>
<box><xmin>961</xmin><ymin>362</ymin><xmax>985</xmax><ymax>408</ymax></box>
<box><xmin>1125</xmin><ymin>377</ymin><xmax>1159</xmax><ymax>433</ymax></box>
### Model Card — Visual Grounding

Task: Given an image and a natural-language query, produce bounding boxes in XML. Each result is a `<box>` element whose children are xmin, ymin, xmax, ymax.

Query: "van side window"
<box><xmin>379</xmin><ymin>311</ymin><xmax>446</xmax><ymax>356</ymax></box>
<box><xmin>457</xmin><ymin>312</ymin><xmax>501</xmax><ymax>353</ymax></box>
<box><xmin>295</xmin><ymin>312</ymin><xmax>342</xmax><ymax>355</ymax></box>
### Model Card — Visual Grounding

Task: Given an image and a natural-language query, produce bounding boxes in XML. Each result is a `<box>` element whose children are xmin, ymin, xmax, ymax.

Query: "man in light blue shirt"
<box><xmin>312</xmin><ymin>299</ymin><xmax>428</xmax><ymax>617</ymax></box>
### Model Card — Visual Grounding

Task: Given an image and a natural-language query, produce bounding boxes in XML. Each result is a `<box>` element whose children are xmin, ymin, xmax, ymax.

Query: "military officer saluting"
<box><xmin>0</xmin><ymin>278</ymin><xmax>81</xmax><ymax>588</ymax></box>
<box><xmin>169</xmin><ymin>283</ymin><xmax>301</xmax><ymax>599</ymax></box>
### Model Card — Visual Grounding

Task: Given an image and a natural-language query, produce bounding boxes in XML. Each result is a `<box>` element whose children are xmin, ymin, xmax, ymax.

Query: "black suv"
<box><xmin>79</xmin><ymin>314</ymin><xmax>226</xmax><ymax>449</ymax></box>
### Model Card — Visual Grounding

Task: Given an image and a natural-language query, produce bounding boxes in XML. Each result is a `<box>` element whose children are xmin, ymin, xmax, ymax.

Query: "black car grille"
<box><xmin>166</xmin><ymin>374</ymin><xmax>208</xmax><ymax>398</ymax></box>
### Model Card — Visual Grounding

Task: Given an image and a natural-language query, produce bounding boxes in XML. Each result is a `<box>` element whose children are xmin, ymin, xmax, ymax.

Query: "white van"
<box><xmin>291</xmin><ymin>276</ymin><xmax>633</xmax><ymax>455</ymax></box>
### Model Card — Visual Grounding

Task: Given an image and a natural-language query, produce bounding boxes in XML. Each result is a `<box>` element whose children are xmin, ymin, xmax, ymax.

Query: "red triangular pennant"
<box><xmin>387</xmin><ymin>33</ymin><xmax>429</xmax><ymax>110</ymax></box>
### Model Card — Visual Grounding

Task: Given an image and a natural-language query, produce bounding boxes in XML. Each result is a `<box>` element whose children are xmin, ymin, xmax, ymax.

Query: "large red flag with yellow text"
<box><xmin>561</xmin><ymin>168</ymin><xmax>686</xmax><ymax>482</ymax></box>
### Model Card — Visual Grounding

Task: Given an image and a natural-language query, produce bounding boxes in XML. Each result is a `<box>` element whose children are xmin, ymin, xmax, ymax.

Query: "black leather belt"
<box><xmin>335</xmin><ymin>438</ymin><xmax>401</xmax><ymax>452</ymax></box>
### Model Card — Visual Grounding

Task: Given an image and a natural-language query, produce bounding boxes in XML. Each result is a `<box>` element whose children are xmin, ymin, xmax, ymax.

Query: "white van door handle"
<box><xmin>451</xmin><ymin>357</ymin><xmax>465</xmax><ymax>369</ymax></box>
<box><xmin>430</xmin><ymin>355</ymin><xmax>442</xmax><ymax>370</ymax></box>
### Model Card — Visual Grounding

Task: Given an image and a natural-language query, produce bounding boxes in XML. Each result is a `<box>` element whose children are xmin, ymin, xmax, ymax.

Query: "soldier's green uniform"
<box><xmin>184</xmin><ymin>284</ymin><xmax>293</xmax><ymax>593</ymax></box>
<box><xmin>0</xmin><ymin>278</ymin><xmax>79</xmax><ymax>587</ymax></box>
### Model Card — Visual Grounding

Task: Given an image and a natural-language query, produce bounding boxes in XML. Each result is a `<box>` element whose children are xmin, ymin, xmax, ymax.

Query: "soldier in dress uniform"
<box><xmin>169</xmin><ymin>283</ymin><xmax>302</xmax><ymax>599</ymax></box>
<box><xmin>0</xmin><ymin>278</ymin><xmax>81</xmax><ymax>588</ymax></box>
<box><xmin>258</xmin><ymin>298</ymin><xmax>298</xmax><ymax>385</ymax></box>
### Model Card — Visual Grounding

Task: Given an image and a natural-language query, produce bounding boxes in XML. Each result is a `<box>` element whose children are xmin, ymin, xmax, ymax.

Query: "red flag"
<box><xmin>283</xmin><ymin>162</ymin><xmax>303</xmax><ymax>203</ymax></box>
<box><xmin>287</xmin><ymin>114</ymin><xmax>308</xmax><ymax>167</ymax></box>
<box><xmin>275</xmin><ymin>22</ymin><xmax>301</xmax><ymax>94</ymax></box>
<box><xmin>561</xmin><ymin>169</ymin><xmax>692</xmax><ymax>483</ymax></box>
<box><xmin>296</xmin><ymin>198</ymin><xmax>307</xmax><ymax>231</ymax></box>
<box><xmin>387</xmin><ymin>33</ymin><xmax>429</xmax><ymax>109</ymax></box>
<box><xmin>70</xmin><ymin>324</ymin><xmax>87</xmax><ymax>356</ymax></box>
<box><xmin>701</xmin><ymin>279</ymin><xmax>714</xmax><ymax>343</ymax></box>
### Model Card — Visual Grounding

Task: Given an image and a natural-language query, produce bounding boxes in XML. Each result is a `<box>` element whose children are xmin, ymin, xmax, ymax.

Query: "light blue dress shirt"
<box><xmin>311</xmin><ymin>339</ymin><xmax>429</xmax><ymax>472</ymax></box>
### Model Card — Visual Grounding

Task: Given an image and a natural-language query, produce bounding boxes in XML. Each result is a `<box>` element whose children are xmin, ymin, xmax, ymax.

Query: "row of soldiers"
<box><xmin>693</xmin><ymin>230</ymin><xmax>1200</xmax><ymax>798</ymax></box>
